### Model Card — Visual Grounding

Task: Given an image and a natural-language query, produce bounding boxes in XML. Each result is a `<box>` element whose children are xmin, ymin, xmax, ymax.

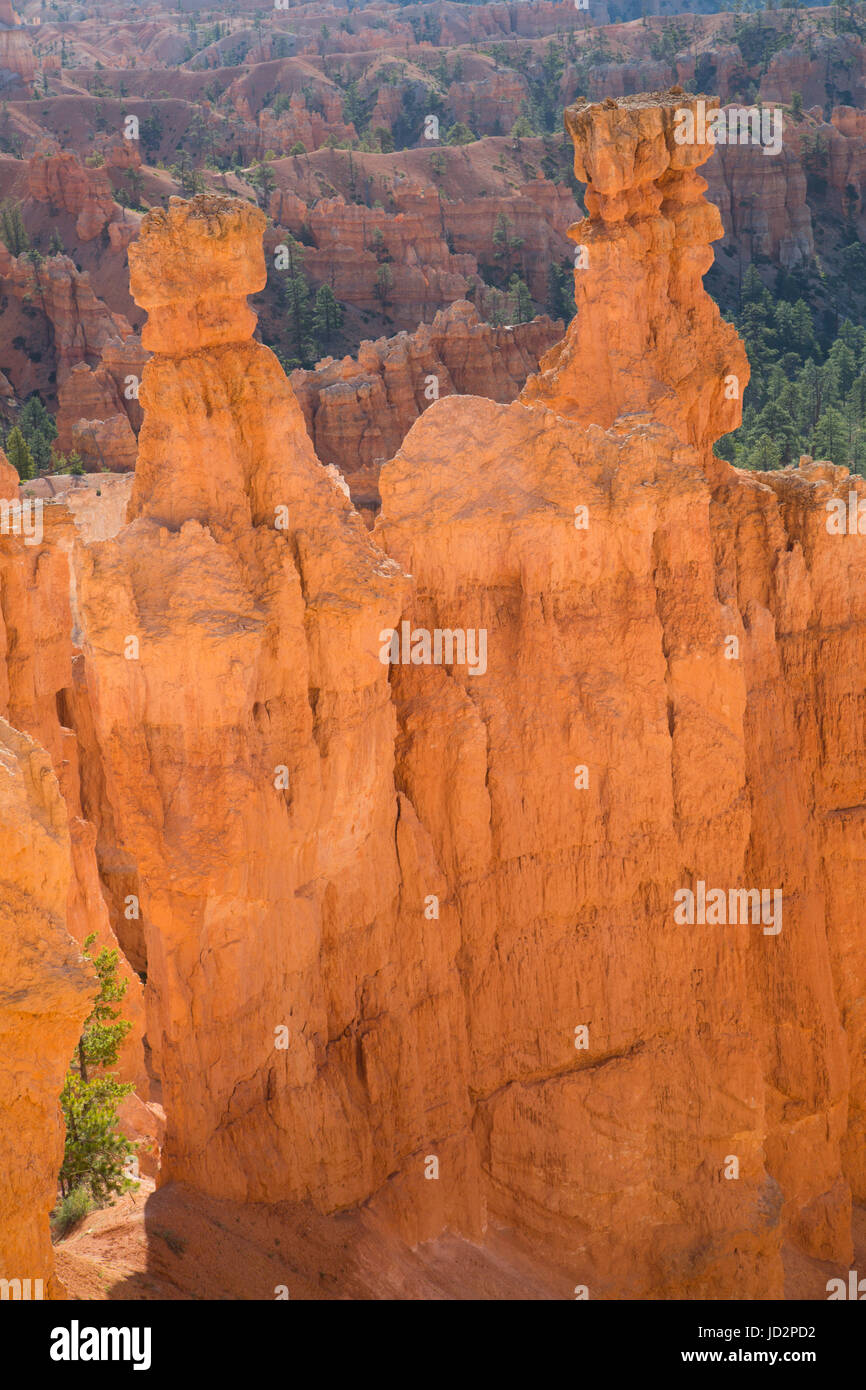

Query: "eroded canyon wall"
<box><xmin>6</xmin><ymin>87</ymin><xmax>865</xmax><ymax>1301</ymax></box>
<box><xmin>375</xmin><ymin>92</ymin><xmax>863</xmax><ymax>1294</ymax></box>
<box><xmin>0</xmin><ymin>445</ymin><xmax>150</xmax><ymax>1292</ymax></box>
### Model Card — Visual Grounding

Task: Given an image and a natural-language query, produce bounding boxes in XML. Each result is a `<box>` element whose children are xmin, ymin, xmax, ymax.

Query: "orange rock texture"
<box><xmin>376</xmin><ymin>92</ymin><xmax>865</xmax><ymax>1293</ymax></box>
<box><xmin>522</xmin><ymin>92</ymin><xmax>749</xmax><ymax>463</ymax></box>
<box><xmin>5</xmin><ymin>87</ymin><xmax>866</xmax><ymax>1301</ymax></box>
<box><xmin>27</xmin><ymin>151</ymin><xmax>119</xmax><ymax>244</ymax></box>
<box><xmin>0</xmin><ymin>0</ymin><xmax>33</xmax><ymax>88</ymax></box>
<box><xmin>0</xmin><ymin>714</ymin><xmax>92</xmax><ymax>1298</ymax></box>
<box><xmin>76</xmin><ymin>196</ymin><xmax>441</xmax><ymax>1215</ymax></box>
<box><xmin>0</xmin><ymin>446</ymin><xmax>148</xmax><ymax>1294</ymax></box>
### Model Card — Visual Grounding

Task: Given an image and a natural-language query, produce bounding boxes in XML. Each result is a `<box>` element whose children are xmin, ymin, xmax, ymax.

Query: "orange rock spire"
<box><xmin>522</xmin><ymin>91</ymin><xmax>749</xmax><ymax>459</ymax></box>
<box><xmin>128</xmin><ymin>195</ymin><xmax>267</xmax><ymax>356</ymax></box>
<box><xmin>77</xmin><ymin>195</ymin><xmax>416</xmax><ymax>1207</ymax></box>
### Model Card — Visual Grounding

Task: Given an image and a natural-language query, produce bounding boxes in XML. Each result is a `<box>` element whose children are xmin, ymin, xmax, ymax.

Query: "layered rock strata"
<box><xmin>0</xmin><ymin>446</ymin><xmax>150</xmax><ymax>1291</ymax></box>
<box><xmin>0</xmin><ymin>715</ymin><xmax>93</xmax><ymax>1299</ymax></box>
<box><xmin>77</xmin><ymin>198</ymin><xmax>463</xmax><ymax>1219</ymax></box>
<box><xmin>522</xmin><ymin>92</ymin><xmax>749</xmax><ymax>464</ymax></box>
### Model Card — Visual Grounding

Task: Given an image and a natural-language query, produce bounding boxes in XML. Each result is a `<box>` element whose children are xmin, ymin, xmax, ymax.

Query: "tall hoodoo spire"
<box><xmin>522</xmin><ymin>91</ymin><xmax>749</xmax><ymax>461</ymax></box>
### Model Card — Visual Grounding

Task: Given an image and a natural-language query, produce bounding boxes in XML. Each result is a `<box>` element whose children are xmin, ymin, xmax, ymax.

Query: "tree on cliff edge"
<box><xmin>5</xmin><ymin>426</ymin><xmax>34</xmax><ymax>480</ymax></box>
<box><xmin>0</xmin><ymin>199</ymin><xmax>29</xmax><ymax>256</ymax></box>
<box><xmin>58</xmin><ymin>935</ymin><xmax>137</xmax><ymax>1205</ymax></box>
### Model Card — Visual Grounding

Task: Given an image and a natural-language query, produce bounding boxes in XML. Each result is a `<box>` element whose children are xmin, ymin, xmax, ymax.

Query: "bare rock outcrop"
<box><xmin>704</xmin><ymin>124</ymin><xmax>814</xmax><ymax>269</ymax></box>
<box><xmin>290</xmin><ymin>300</ymin><xmax>562</xmax><ymax>513</ymax></box>
<box><xmin>374</xmin><ymin>91</ymin><xmax>864</xmax><ymax>1294</ymax></box>
<box><xmin>28</xmin><ymin>151</ymin><xmax>119</xmax><ymax>245</ymax></box>
<box><xmin>0</xmin><ymin>0</ymin><xmax>34</xmax><ymax>89</ymax></box>
<box><xmin>522</xmin><ymin>91</ymin><xmax>749</xmax><ymax>463</ymax></box>
<box><xmin>10</xmin><ymin>88</ymin><xmax>863</xmax><ymax>1302</ymax></box>
<box><xmin>76</xmin><ymin>197</ymin><xmax>445</xmax><ymax>1214</ymax></box>
<box><xmin>0</xmin><ymin>715</ymin><xmax>93</xmax><ymax>1299</ymax></box>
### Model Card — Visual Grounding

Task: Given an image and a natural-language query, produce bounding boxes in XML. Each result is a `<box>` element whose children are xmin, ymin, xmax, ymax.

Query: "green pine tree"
<box><xmin>58</xmin><ymin>934</ymin><xmax>137</xmax><ymax>1203</ymax></box>
<box><xmin>509</xmin><ymin>273</ymin><xmax>533</xmax><ymax>324</ymax></box>
<box><xmin>284</xmin><ymin>271</ymin><xmax>315</xmax><ymax>366</ymax></box>
<box><xmin>19</xmin><ymin>395</ymin><xmax>58</xmax><ymax>473</ymax></box>
<box><xmin>813</xmin><ymin>405</ymin><xmax>851</xmax><ymax>465</ymax></box>
<box><xmin>313</xmin><ymin>284</ymin><xmax>344</xmax><ymax>345</ymax></box>
<box><xmin>5</xmin><ymin>425</ymin><xmax>35</xmax><ymax>480</ymax></box>
<box><xmin>0</xmin><ymin>199</ymin><xmax>29</xmax><ymax>256</ymax></box>
<box><xmin>751</xmin><ymin>432</ymin><xmax>782</xmax><ymax>470</ymax></box>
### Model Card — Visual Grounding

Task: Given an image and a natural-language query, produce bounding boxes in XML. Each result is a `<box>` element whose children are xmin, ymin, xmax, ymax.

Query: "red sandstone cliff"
<box><xmin>0</xmin><ymin>446</ymin><xmax>151</xmax><ymax>1293</ymax></box>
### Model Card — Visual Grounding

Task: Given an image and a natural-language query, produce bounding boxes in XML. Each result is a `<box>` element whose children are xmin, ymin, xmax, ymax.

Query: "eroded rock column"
<box><xmin>76</xmin><ymin>197</ymin><xmax>476</xmax><ymax>1223</ymax></box>
<box><xmin>522</xmin><ymin>91</ymin><xmax>750</xmax><ymax>462</ymax></box>
<box><xmin>376</xmin><ymin>92</ymin><xmax>856</xmax><ymax>1296</ymax></box>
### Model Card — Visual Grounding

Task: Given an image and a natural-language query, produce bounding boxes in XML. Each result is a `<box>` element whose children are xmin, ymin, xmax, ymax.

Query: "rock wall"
<box><xmin>0</xmin><ymin>448</ymin><xmax>146</xmax><ymax>1296</ymax></box>
<box><xmin>290</xmin><ymin>300</ymin><xmax>561</xmax><ymax>513</ymax></box>
<box><xmin>704</xmin><ymin>127</ymin><xmax>814</xmax><ymax>269</ymax></box>
<box><xmin>0</xmin><ymin>0</ymin><xmax>33</xmax><ymax>89</ymax></box>
<box><xmin>373</xmin><ymin>92</ymin><xmax>863</xmax><ymax>1294</ymax></box>
<box><xmin>4</xmin><ymin>86</ymin><xmax>866</xmax><ymax>1301</ymax></box>
<box><xmin>0</xmin><ymin>714</ymin><xmax>92</xmax><ymax>1299</ymax></box>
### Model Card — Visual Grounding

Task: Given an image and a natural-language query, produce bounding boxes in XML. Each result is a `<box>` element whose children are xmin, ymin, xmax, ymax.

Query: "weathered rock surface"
<box><xmin>290</xmin><ymin>300</ymin><xmax>561</xmax><ymax>512</ymax></box>
<box><xmin>28</xmin><ymin>151</ymin><xmax>119</xmax><ymax>244</ymax></box>
<box><xmin>56</xmin><ymin>331</ymin><xmax>147</xmax><ymax>466</ymax></box>
<box><xmin>522</xmin><ymin>91</ymin><xmax>749</xmax><ymax>463</ymax></box>
<box><xmin>0</xmin><ymin>249</ymin><xmax>133</xmax><ymax>390</ymax></box>
<box><xmin>372</xmin><ymin>92</ymin><xmax>862</xmax><ymax>1294</ymax></box>
<box><xmin>704</xmin><ymin>123</ymin><xmax>814</xmax><ymax>269</ymax></box>
<box><xmin>0</xmin><ymin>714</ymin><xmax>93</xmax><ymax>1299</ymax></box>
<box><xmin>4</xmin><ymin>78</ymin><xmax>866</xmax><ymax>1302</ymax></box>
<box><xmin>0</xmin><ymin>444</ymin><xmax>150</xmax><ymax>1294</ymax></box>
<box><xmin>0</xmin><ymin>0</ymin><xmax>33</xmax><ymax>89</ymax></box>
<box><xmin>77</xmin><ymin>196</ymin><xmax>445</xmax><ymax>1215</ymax></box>
<box><xmin>0</xmin><ymin>455</ymin><xmax>146</xmax><ymax>1084</ymax></box>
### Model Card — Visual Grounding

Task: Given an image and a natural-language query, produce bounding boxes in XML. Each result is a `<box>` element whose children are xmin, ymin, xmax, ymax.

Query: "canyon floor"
<box><xmin>54</xmin><ymin>1184</ymin><xmax>866</xmax><ymax>1302</ymax></box>
<box><xmin>55</xmin><ymin>1180</ymin><xmax>573</xmax><ymax>1301</ymax></box>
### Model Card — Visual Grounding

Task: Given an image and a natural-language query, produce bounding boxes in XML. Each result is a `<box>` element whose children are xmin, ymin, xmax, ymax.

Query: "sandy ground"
<box><xmin>54</xmin><ymin>1178</ymin><xmax>574</xmax><ymax>1300</ymax></box>
<box><xmin>54</xmin><ymin>1180</ymin><xmax>866</xmax><ymax>1302</ymax></box>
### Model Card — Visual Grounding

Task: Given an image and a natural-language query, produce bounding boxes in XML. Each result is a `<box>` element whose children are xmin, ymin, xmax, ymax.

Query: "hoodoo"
<box><xmin>2</xmin><ymin>89</ymin><xmax>866</xmax><ymax>1303</ymax></box>
<box><xmin>521</xmin><ymin>91</ymin><xmax>750</xmax><ymax>462</ymax></box>
<box><xmin>76</xmin><ymin>195</ymin><xmax>424</xmax><ymax>1210</ymax></box>
<box><xmin>376</xmin><ymin>92</ymin><xmax>865</xmax><ymax>1295</ymax></box>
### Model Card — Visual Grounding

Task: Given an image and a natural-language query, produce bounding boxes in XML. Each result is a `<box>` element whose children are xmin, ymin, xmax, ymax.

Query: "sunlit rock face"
<box><xmin>77</xmin><ymin>196</ymin><xmax>447</xmax><ymax>1218</ymax></box>
<box><xmin>0</xmin><ymin>716</ymin><xmax>93</xmax><ymax>1299</ymax></box>
<box><xmin>31</xmin><ymin>90</ymin><xmax>865</xmax><ymax>1302</ymax></box>
<box><xmin>522</xmin><ymin>91</ymin><xmax>749</xmax><ymax>466</ymax></box>
<box><xmin>375</xmin><ymin>93</ymin><xmax>863</xmax><ymax>1295</ymax></box>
